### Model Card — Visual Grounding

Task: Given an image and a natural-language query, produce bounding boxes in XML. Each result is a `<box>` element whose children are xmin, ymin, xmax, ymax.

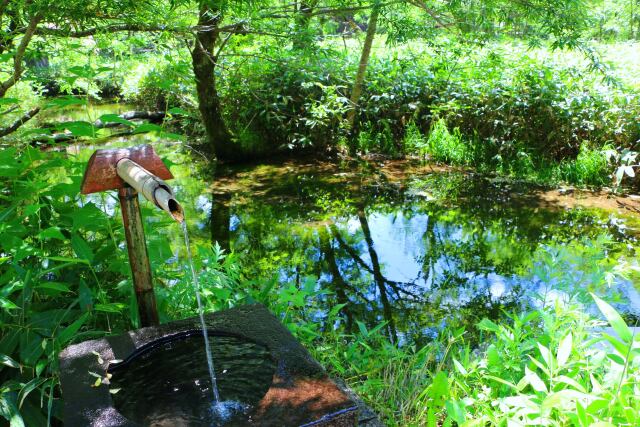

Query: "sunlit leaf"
<box><xmin>556</xmin><ymin>332</ymin><xmax>572</xmax><ymax>367</ymax></box>
<box><xmin>592</xmin><ymin>293</ymin><xmax>632</xmax><ymax>343</ymax></box>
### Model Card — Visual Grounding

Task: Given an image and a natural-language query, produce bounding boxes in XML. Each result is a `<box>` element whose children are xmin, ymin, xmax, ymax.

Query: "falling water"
<box><xmin>181</xmin><ymin>221</ymin><xmax>221</xmax><ymax>403</ymax></box>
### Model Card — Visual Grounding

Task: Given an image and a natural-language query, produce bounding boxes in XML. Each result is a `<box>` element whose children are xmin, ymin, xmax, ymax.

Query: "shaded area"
<box><xmin>109</xmin><ymin>334</ymin><xmax>275</xmax><ymax>426</ymax></box>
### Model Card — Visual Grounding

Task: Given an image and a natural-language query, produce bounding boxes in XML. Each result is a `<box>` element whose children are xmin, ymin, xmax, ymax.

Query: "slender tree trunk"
<box><xmin>358</xmin><ymin>209</ymin><xmax>398</xmax><ymax>344</ymax></box>
<box><xmin>191</xmin><ymin>2</ymin><xmax>233</xmax><ymax>161</ymax></box>
<box><xmin>319</xmin><ymin>227</ymin><xmax>354</xmax><ymax>333</ymax></box>
<box><xmin>346</xmin><ymin>7</ymin><xmax>379</xmax><ymax>130</ymax></box>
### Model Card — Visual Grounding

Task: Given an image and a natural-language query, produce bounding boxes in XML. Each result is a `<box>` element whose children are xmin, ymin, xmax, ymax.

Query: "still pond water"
<box><xmin>56</xmin><ymin>105</ymin><xmax>640</xmax><ymax>346</ymax></box>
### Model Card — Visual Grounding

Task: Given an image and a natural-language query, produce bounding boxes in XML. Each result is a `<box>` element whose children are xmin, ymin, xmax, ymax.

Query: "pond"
<box><xmin>59</xmin><ymin>104</ymin><xmax>640</xmax><ymax>347</ymax></box>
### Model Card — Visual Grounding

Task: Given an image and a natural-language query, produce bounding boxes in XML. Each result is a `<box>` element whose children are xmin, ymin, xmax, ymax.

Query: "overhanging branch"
<box><xmin>0</xmin><ymin>107</ymin><xmax>40</xmax><ymax>138</ymax></box>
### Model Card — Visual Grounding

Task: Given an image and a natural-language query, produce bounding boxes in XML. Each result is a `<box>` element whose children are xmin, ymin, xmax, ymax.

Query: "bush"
<box><xmin>219</xmin><ymin>42</ymin><xmax>639</xmax><ymax>178</ymax></box>
<box><xmin>426</xmin><ymin>118</ymin><xmax>468</xmax><ymax>164</ymax></box>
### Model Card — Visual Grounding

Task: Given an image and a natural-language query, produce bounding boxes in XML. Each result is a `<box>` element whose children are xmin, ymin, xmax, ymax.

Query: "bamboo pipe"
<box><xmin>116</xmin><ymin>158</ymin><xmax>185</xmax><ymax>223</ymax></box>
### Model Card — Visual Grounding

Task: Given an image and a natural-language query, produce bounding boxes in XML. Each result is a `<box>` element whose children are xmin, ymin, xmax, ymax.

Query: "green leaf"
<box><xmin>484</xmin><ymin>375</ymin><xmax>518</xmax><ymax>390</ymax></box>
<box><xmin>453</xmin><ymin>358</ymin><xmax>468</xmax><ymax>376</ymax></box>
<box><xmin>556</xmin><ymin>332</ymin><xmax>572</xmax><ymax>367</ymax></box>
<box><xmin>70</xmin><ymin>203</ymin><xmax>107</xmax><ymax>230</ymax></box>
<box><xmin>356</xmin><ymin>321</ymin><xmax>368</xmax><ymax>337</ymax></box>
<box><xmin>168</xmin><ymin>107</ymin><xmax>192</xmax><ymax>116</ymax></box>
<box><xmin>37</xmin><ymin>227</ymin><xmax>66</xmax><ymax>241</ymax></box>
<box><xmin>36</xmin><ymin>282</ymin><xmax>71</xmax><ymax>293</ymax></box>
<box><xmin>477</xmin><ymin>318</ymin><xmax>500</xmax><ymax>332</ymax></box>
<box><xmin>555</xmin><ymin>375</ymin><xmax>586</xmax><ymax>393</ymax></box>
<box><xmin>525</xmin><ymin>366</ymin><xmax>547</xmax><ymax>393</ymax></box>
<box><xmin>71</xmin><ymin>234</ymin><xmax>94</xmax><ymax>263</ymax></box>
<box><xmin>606</xmin><ymin>352</ymin><xmax>625</xmax><ymax>365</ymax></box>
<box><xmin>0</xmin><ymin>354</ymin><xmax>20</xmax><ymax>369</ymax></box>
<box><xmin>67</xmin><ymin>65</ymin><xmax>95</xmax><ymax>78</ymax></box>
<box><xmin>592</xmin><ymin>293</ymin><xmax>632</xmax><ymax>343</ymax></box>
<box><xmin>57</xmin><ymin>312</ymin><xmax>90</xmax><ymax>345</ymax></box>
<box><xmin>133</xmin><ymin>123</ymin><xmax>163</xmax><ymax>134</ymax></box>
<box><xmin>0</xmin><ymin>297</ymin><xmax>19</xmax><ymax>310</ymax></box>
<box><xmin>445</xmin><ymin>400</ymin><xmax>466</xmax><ymax>425</ymax></box>
<box><xmin>94</xmin><ymin>303</ymin><xmax>125</xmax><ymax>313</ymax></box>
<box><xmin>537</xmin><ymin>343</ymin><xmax>553</xmax><ymax>370</ymax></box>
<box><xmin>426</xmin><ymin>371</ymin><xmax>449</xmax><ymax>405</ymax></box>
<box><xmin>97</xmin><ymin>114</ymin><xmax>134</xmax><ymax>127</ymax></box>
<box><xmin>18</xmin><ymin>378</ymin><xmax>47</xmax><ymax>409</ymax></box>
<box><xmin>78</xmin><ymin>279</ymin><xmax>93</xmax><ymax>312</ymax></box>
<box><xmin>487</xmin><ymin>344</ymin><xmax>500</xmax><ymax>367</ymax></box>
<box><xmin>56</xmin><ymin>121</ymin><xmax>96</xmax><ymax>137</ymax></box>
<box><xmin>0</xmin><ymin>393</ymin><xmax>25</xmax><ymax>427</ymax></box>
<box><xmin>0</xmin><ymin>97</ymin><xmax>19</xmax><ymax>105</ymax></box>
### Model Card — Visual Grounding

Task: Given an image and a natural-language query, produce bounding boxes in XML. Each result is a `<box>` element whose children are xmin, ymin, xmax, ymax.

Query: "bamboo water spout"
<box><xmin>81</xmin><ymin>144</ymin><xmax>180</xmax><ymax>326</ymax></box>
<box><xmin>116</xmin><ymin>158</ymin><xmax>184</xmax><ymax>223</ymax></box>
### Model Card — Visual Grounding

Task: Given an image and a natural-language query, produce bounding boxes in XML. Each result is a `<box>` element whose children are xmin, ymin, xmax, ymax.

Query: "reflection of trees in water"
<box><xmin>210</xmin><ymin>171</ymin><xmax>622</xmax><ymax>345</ymax></box>
<box><xmin>210</xmin><ymin>192</ymin><xmax>231</xmax><ymax>253</ymax></box>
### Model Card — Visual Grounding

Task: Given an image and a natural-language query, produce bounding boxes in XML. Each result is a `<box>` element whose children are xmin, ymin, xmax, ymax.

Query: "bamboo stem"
<box><xmin>116</xmin><ymin>158</ymin><xmax>184</xmax><ymax>222</ymax></box>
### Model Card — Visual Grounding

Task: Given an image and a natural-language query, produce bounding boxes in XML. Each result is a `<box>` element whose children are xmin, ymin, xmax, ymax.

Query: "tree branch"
<box><xmin>28</xmin><ymin>22</ymin><xmax>257</xmax><ymax>38</ymax></box>
<box><xmin>32</xmin><ymin>23</ymin><xmax>185</xmax><ymax>37</ymax></box>
<box><xmin>0</xmin><ymin>107</ymin><xmax>40</xmax><ymax>138</ymax></box>
<box><xmin>407</xmin><ymin>0</ymin><xmax>452</xmax><ymax>29</ymax></box>
<box><xmin>0</xmin><ymin>13</ymin><xmax>41</xmax><ymax>98</ymax></box>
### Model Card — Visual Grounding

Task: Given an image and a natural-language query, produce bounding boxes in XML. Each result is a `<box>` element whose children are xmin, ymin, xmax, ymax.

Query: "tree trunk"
<box><xmin>191</xmin><ymin>2</ymin><xmax>234</xmax><ymax>161</ymax></box>
<box><xmin>211</xmin><ymin>191</ymin><xmax>231</xmax><ymax>253</ymax></box>
<box><xmin>346</xmin><ymin>7</ymin><xmax>379</xmax><ymax>130</ymax></box>
<box><xmin>358</xmin><ymin>209</ymin><xmax>398</xmax><ymax>344</ymax></box>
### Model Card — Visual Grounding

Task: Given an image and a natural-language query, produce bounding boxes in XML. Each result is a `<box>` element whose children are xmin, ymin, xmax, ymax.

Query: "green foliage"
<box><xmin>555</xmin><ymin>145</ymin><xmax>612</xmax><ymax>186</ymax></box>
<box><xmin>425</xmin><ymin>118</ymin><xmax>468</xmax><ymax>165</ymax></box>
<box><xmin>219</xmin><ymin>41</ymin><xmax>639</xmax><ymax>183</ymax></box>
<box><xmin>308</xmin><ymin>269</ymin><xmax>640</xmax><ymax>426</ymax></box>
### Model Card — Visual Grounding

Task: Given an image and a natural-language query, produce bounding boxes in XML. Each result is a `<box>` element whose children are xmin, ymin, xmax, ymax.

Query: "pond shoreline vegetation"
<box><xmin>2</xmin><ymin>0</ymin><xmax>640</xmax><ymax>426</ymax></box>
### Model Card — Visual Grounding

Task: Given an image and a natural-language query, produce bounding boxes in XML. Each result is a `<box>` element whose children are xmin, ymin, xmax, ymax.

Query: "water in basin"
<box><xmin>108</xmin><ymin>334</ymin><xmax>275</xmax><ymax>426</ymax></box>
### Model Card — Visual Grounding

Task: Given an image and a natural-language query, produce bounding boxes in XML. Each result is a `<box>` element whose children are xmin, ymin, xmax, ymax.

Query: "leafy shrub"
<box><xmin>426</xmin><ymin>118</ymin><xmax>468</xmax><ymax>164</ymax></box>
<box><xmin>219</xmin><ymin>42</ymin><xmax>639</xmax><ymax>180</ymax></box>
<box><xmin>556</xmin><ymin>144</ymin><xmax>612</xmax><ymax>186</ymax></box>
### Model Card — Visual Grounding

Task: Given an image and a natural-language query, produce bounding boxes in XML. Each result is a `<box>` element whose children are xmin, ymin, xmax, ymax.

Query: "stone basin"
<box><xmin>59</xmin><ymin>304</ymin><xmax>360</xmax><ymax>426</ymax></box>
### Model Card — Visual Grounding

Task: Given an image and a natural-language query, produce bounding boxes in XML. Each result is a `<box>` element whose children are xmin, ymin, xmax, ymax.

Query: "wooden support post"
<box><xmin>118</xmin><ymin>186</ymin><xmax>159</xmax><ymax>327</ymax></box>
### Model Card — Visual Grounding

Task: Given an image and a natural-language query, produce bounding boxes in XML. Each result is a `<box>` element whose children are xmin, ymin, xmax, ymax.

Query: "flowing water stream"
<box><xmin>181</xmin><ymin>221</ymin><xmax>221</xmax><ymax>403</ymax></box>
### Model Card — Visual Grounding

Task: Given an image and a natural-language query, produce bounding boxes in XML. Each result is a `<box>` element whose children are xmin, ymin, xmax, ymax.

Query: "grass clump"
<box><xmin>425</xmin><ymin>118</ymin><xmax>468</xmax><ymax>165</ymax></box>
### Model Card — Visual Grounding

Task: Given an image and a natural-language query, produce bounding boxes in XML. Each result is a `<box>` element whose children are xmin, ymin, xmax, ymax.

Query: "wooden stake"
<box><xmin>118</xmin><ymin>186</ymin><xmax>159</xmax><ymax>327</ymax></box>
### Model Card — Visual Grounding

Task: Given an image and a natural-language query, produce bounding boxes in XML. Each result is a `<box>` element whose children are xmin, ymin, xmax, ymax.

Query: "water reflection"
<box><xmin>54</xmin><ymin>100</ymin><xmax>637</xmax><ymax>347</ymax></box>
<box><xmin>212</xmin><ymin>164</ymin><xmax>639</xmax><ymax>345</ymax></box>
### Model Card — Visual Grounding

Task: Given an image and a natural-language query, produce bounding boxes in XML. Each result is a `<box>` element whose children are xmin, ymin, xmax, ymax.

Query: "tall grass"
<box><xmin>403</xmin><ymin>118</ymin><xmax>614</xmax><ymax>186</ymax></box>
